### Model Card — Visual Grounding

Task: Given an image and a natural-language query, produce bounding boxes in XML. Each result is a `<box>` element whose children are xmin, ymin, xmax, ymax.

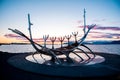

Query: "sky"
<box><xmin>0</xmin><ymin>0</ymin><xmax>120</xmax><ymax>43</ymax></box>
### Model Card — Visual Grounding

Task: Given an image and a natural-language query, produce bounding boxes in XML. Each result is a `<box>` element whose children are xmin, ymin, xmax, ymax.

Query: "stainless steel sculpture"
<box><xmin>8</xmin><ymin>10</ymin><xmax>96</xmax><ymax>66</ymax></box>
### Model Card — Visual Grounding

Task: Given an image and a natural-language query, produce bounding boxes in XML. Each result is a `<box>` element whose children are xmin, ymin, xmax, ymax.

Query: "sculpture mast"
<box><xmin>83</xmin><ymin>8</ymin><xmax>86</xmax><ymax>34</ymax></box>
<box><xmin>28</xmin><ymin>14</ymin><xmax>33</xmax><ymax>40</ymax></box>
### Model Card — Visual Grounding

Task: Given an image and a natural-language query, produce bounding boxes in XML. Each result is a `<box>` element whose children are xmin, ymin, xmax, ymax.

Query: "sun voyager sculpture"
<box><xmin>9</xmin><ymin>9</ymin><xmax>98</xmax><ymax>66</ymax></box>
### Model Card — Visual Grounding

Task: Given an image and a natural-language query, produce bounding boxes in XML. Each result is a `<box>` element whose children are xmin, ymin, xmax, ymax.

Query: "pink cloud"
<box><xmin>93</xmin><ymin>26</ymin><xmax>120</xmax><ymax>31</ymax></box>
<box><xmin>77</xmin><ymin>25</ymin><xmax>120</xmax><ymax>39</ymax></box>
<box><xmin>4</xmin><ymin>34</ymin><xmax>68</xmax><ymax>43</ymax></box>
<box><xmin>78</xmin><ymin>25</ymin><xmax>120</xmax><ymax>31</ymax></box>
<box><xmin>4</xmin><ymin>34</ymin><xmax>20</xmax><ymax>38</ymax></box>
<box><xmin>4</xmin><ymin>34</ymin><xmax>26</xmax><ymax>40</ymax></box>
<box><xmin>89</xmin><ymin>34</ymin><xmax>113</xmax><ymax>39</ymax></box>
<box><xmin>88</xmin><ymin>31</ymin><xmax>120</xmax><ymax>39</ymax></box>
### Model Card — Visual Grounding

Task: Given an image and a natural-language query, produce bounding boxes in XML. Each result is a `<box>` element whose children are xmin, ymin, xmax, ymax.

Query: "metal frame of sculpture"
<box><xmin>8</xmin><ymin>10</ymin><xmax>96</xmax><ymax>66</ymax></box>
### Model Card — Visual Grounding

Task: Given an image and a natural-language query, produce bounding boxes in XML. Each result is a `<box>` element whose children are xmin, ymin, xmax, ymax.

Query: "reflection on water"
<box><xmin>0</xmin><ymin>44</ymin><xmax>120</xmax><ymax>55</ymax></box>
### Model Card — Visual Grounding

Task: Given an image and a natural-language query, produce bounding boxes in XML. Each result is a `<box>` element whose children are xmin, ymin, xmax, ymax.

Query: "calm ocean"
<box><xmin>0</xmin><ymin>44</ymin><xmax>120</xmax><ymax>55</ymax></box>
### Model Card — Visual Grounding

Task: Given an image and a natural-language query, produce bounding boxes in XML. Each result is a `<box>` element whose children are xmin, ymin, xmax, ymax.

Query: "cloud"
<box><xmin>4</xmin><ymin>34</ymin><xmax>46</xmax><ymax>42</ymax></box>
<box><xmin>4</xmin><ymin>34</ymin><xmax>26</xmax><ymax>40</ymax></box>
<box><xmin>77</xmin><ymin>25</ymin><xmax>120</xmax><ymax>40</ymax></box>
<box><xmin>19</xmin><ymin>38</ymin><xmax>44</xmax><ymax>43</ymax></box>
<box><xmin>88</xmin><ymin>31</ymin><xmax>120</xmax><ymax>39</ymax></box>
<box><xmin>93</xmin><ymin>26</ymin><xmax>120</xmax><ymax>31</ymax></box>
<box><xmin>5</xmin><ymin>25</ymin><xmax>120</xmax><ymax>43</ymax></box>
<box><xmin>106</xmin><ymin>33</ymin><xmax>120</xmax><ymax>39</ymax></box>
<box><xmin>90</xmin><ymin>35</ymin><xmax>113</xmax><ymax>39</ymax></box>
<box><xmin>4</xmin><ymin>33</ymin><xmax>68</xmax><ymax>43</ymax></box>
<box><xmin>78</xmin><ymin>25</ymin><xmax>120</xmax><ymax>31</ymax></box>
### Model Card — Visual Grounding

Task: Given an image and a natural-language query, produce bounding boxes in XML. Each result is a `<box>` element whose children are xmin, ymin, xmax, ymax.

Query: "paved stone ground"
<box><xmin>1</xmin><ymin>51</ymin><xmax>120</xmax><ymax>80</ymax></box>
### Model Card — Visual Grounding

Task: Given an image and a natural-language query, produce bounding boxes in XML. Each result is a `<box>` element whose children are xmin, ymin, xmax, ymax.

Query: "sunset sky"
<box><xmin>0</xmin><ymin>0</ymin><xmax>120</xmax><ymax>43</ymax></box>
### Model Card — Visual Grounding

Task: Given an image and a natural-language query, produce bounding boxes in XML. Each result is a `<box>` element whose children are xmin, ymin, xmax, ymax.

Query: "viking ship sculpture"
<box><xmin>9</xmin><ymin>10</ymin><xmax>96</xmax><ymax>66</ymax></box>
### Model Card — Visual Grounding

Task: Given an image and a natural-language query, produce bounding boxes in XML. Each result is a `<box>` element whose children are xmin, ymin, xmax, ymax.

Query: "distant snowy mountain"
<box><xmin>83</xmin><ymin>40</ymin><xmax>120</xmax><ymax>44</ymax></box>
<box><xmin>64</xmin><ymin>40</ymin><xmax>120</xmax><ymax>45</ymax></box>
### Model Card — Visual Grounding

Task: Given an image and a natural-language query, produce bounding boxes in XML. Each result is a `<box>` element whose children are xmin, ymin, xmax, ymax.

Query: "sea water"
<box><xmin>0</xmin><ymin>44</ymin><xmax>120</xmax><ymax>55</ymax></box>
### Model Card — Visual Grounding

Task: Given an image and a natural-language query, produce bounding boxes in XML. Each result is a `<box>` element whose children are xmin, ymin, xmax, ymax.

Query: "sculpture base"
<box><xmin>7</xmin><ymin>53</ymin><xmax>120</xmax><ymax>77</ymax></box>
<box><xmin>26</xmin><ymin>53</ymin><xmax>104</xmax><ymax>66</ymax></box>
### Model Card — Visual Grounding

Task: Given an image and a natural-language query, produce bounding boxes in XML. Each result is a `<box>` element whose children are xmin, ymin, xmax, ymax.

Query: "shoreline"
<box><xmin>1</xmin><ymin>51</ymin><xmax>120</xmax><ymax>80</ymax></box>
